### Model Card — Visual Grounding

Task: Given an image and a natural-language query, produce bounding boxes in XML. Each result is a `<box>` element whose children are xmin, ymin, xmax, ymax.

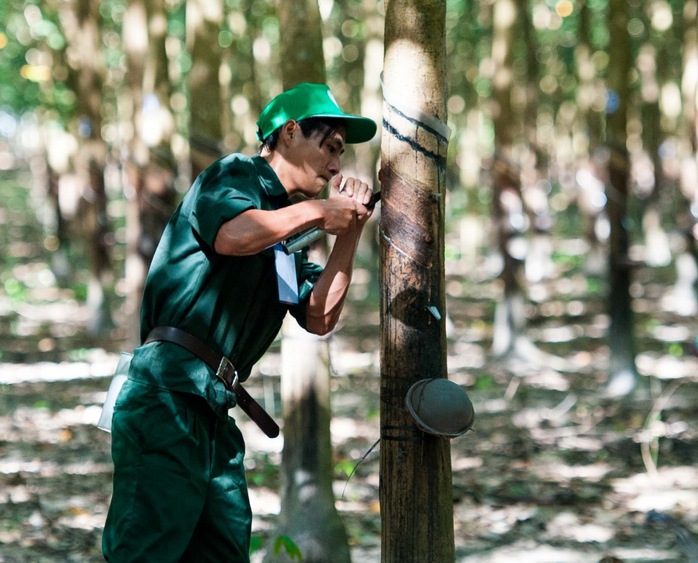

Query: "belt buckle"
<box><xmin>216</xmin><ymin>356</ymin><xmax>238</xmax><ymax>390</ymax></box>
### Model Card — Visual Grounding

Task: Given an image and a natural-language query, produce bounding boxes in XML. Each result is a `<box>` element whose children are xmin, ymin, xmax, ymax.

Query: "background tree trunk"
<box><xmin>275</xmin><ymin>1</ymin><xmax>351</xmax><ymax>561</ymax></box>
<box><xmin>121</xmin><ymin>0</ymin><xmax>179</xmax><ymax>346</ymax></box>
<box><xmin>490</xmin><ymin>0</ymin><xmax>527</xmax><ymax>358</ymax></box>
<box><xmin>121</xmin><ymin>0</ymin><xmax>149</xmax><ymax>346</ymax></box>
<box><xmin>62</xmin><ymin>0</ymin><xmax>114</xmax><ymax>335</ymax></box>
<box><xmin>574</xmin><ymin>0</ymin><xmax>606</xmax><ymax>274</ymax></box>
<box><xmin>604</xmin><ymin>0</ymin><xmax>638</xmax><ymax>397</ymax></box>
<box><xmin>277</xmin><ymin>0</ymin><xmax>326</xmax><ymax>86</ymax></box>
<box><xmin>675</xmin><ymin>1</ymin><xmax>698</xmax><ymax>316</ymax></box>
<box><xmin>380</xmin><ymin>0</ymin><xmax>454</xmax><ymax>561</ymax></box>
<box><xmin>187</xmin><ymin>0</ymin><xmax>226</xmax><ymax>178</ymax></box>
<box><xmin>276</xmin><ymin>319</ymin><xmax>350</xmax><ymax>562</ymax></box>
<box><xmin>638</xmin><ymin>38</ymin><xmax>670</xmax><ymax>268</ymax></box>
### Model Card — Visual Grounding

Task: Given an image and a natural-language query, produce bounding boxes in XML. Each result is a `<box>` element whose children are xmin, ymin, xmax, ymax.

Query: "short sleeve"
<box><xmin>188</xmin><ymin>156</ymin><xmax>260</xmax><ymax>249</ymax></box>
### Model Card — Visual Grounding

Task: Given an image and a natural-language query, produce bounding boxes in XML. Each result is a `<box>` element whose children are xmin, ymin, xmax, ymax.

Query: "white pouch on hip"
<box><xmin>97</xmin><ymin>352</ymin><xmax>133</xmax><ymax>432</ymax></box>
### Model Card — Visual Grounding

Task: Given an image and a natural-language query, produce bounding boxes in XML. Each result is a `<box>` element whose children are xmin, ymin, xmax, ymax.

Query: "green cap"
<box><xmin>256</xmin><ymin>83</ymin><xmax>377</xmax><ymax>144</ymax></box>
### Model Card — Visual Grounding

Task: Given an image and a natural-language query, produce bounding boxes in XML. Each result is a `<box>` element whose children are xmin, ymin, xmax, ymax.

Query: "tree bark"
<box><xmin>380</xmin><ymin>1</ymin><xmax>454</xmax><ymax>561</ymax></box>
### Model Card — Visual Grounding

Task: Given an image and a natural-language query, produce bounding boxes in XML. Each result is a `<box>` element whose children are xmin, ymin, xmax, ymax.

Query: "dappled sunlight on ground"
<box><xmin>2</xmin><ymin>288</ymin><xmax>697</xmax><ymax>561</ymax></box>
<box><xmin>613</xmin><ymin>467</ymin><xmax>698</xmax><ymax>513</ymax></box>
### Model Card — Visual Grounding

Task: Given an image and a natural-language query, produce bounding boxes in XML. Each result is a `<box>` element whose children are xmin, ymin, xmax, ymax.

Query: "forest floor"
<box><xmin>1</xmin><ymin>168</ymin><xmax>698</xmax><ymax>562</ymax></box>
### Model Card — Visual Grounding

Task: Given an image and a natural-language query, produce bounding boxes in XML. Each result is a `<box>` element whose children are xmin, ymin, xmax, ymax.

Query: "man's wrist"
<box><xmin>334</xmin><ymin>227</ymin><xmax>363</xmax><ymax>248</ymax></box>
<box><xmin>293</xmin><ymin>199</ymin><xmax>326</xmax><ymax>232</ymax></box>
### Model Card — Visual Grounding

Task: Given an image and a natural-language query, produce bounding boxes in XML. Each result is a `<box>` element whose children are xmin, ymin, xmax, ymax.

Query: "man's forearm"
<box><xmin>214</xmin><ymin>202</ymin><xmax>324</xmax><ymax>256</ymax></box>
<box><xmin>214</xmin><ymin>193</ymin><xmax>365</xmax><ymax>257</ymax></box>
<box><xmin>305</xmin><ymin>230</ymin><xmax>362</xmax><ymax>335</ymax></box>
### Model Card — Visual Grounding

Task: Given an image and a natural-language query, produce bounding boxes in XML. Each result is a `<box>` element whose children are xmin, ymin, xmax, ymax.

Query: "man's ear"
<box><xmin>279</xmin><ymin>120</ymin><xmax>299</xmax><ymax>146</ymax></box>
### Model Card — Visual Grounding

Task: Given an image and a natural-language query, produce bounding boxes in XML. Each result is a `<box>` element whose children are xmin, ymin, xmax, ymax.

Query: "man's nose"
<box><xmin>328</xmin><ymin>156</ymin><xmax>341</xmax><ymax>175</ymax></box>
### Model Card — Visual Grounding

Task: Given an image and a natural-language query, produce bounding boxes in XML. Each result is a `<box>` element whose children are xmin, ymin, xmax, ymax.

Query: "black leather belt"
<box><xmin>145</xmin><ymin>326</ymin><xmax>280</xmax><ymax>438</ymax></box>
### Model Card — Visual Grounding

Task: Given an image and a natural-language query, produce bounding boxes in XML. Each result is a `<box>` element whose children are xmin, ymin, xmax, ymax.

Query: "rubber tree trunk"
<box><xmin>637</xmin><ymin>5</ymin><xmax>678</xmax><ymax>268</ymax></box>
<box><xmin>490</xmin><ymin>0</ymin><xmax>527</xmax><ymax>357</ymax></box>
<box><xmin>187</xmin><ymin>0</ymin><xmax>226</xmax><ymax>178</ymax></box>
<box><xmin>277</xmin><ymin>319</ymin><xmax>350</xmax><ymax>563</ymax></box>
<box><xmin>62</xmin><ymin>0</ymin><xmax>114</xmax><ymax>335</ymax></box>
<box><xmin>380</xmin><ymin>1</ymin><xmax>454</xmax><ymax>561</ymax></box>
<box><xmin>121</xmin><ymin>0</ymin><xmax>180</xmax><ymax>347</ymax></box>
<box><xmin>604</xmin><ymin>0</ymin><xmax>638</xmax><ymax>396</ymax></box>
<box><xmin>677</xmin><ymin>2</ymin><xmax>698</xmax><ymax>310</ymax></box>
<box><xmin>275</xmin><ymin>1</ymin><xmax>351</xmax><ymax>561</ymax></box>
<box><xmin>574</xmin><ymin>1</ymin><xmax>605</xmax><ymax>268</ymax></box>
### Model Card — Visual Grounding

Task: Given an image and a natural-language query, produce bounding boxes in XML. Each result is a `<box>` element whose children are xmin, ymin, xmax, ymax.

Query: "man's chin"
<box><xmin>311</xmin><ymin>179</ymin><xmax>330</xmax><ymax>198</ymax></box>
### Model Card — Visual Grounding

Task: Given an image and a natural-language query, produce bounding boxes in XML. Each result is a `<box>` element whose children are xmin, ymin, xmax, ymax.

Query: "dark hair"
<box><xmin>258</xmin><ymin>117</ymin><xmax>344</xmax><ymax>152</ymax></box>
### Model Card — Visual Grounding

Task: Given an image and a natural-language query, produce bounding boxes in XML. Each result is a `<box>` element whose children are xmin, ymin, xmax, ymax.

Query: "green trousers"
<box><xmin>102</xmin><ymin>378</ymin><xmax>251</xmax><ymax>562</ymax></box>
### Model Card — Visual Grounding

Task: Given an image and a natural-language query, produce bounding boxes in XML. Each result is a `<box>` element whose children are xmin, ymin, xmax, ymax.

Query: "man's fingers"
<box><xmin>330</xmin><ymin>174</ymin><xmax>344</xmax><ymax>195</ymax></box>
<box><xmin>342</xmin><ymin>177</ymin><xmax>356</xmax><ymax>197</ymax></box>
<box><xmin>341</xmin><ymin>177</ymin><xmax>372</xmax><ymax>203</ymax></box>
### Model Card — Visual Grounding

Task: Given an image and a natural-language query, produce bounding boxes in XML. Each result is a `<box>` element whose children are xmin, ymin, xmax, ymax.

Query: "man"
<box><xmin>102</xmin><ymin>82</ymin><xmax>377</xmax><ymax>561</ymax></box>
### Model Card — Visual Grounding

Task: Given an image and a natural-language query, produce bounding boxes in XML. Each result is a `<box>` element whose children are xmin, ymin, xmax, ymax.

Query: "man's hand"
<box><xmin>320</xmin><ymin>174</ymin><xmax>374</xmax><ymax>234</ymax></box>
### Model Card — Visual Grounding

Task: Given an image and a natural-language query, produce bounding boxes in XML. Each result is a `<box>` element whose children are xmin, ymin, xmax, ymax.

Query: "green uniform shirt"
<box><xmin>129</xmin><ymin>153</ymin><xmax>323</xmax><ymax>414</ymax></box>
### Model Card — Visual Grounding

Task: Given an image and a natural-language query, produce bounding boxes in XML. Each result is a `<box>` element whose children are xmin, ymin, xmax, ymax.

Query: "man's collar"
<box><xmin>252</xmin><ymin>154</ymin><xmax>288</xmax><ymax>199</ymax></box>
<box><xmin>252</xmin><ymin>154</ymin><xmax>290</xmax><ymax>207</ymax></box>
